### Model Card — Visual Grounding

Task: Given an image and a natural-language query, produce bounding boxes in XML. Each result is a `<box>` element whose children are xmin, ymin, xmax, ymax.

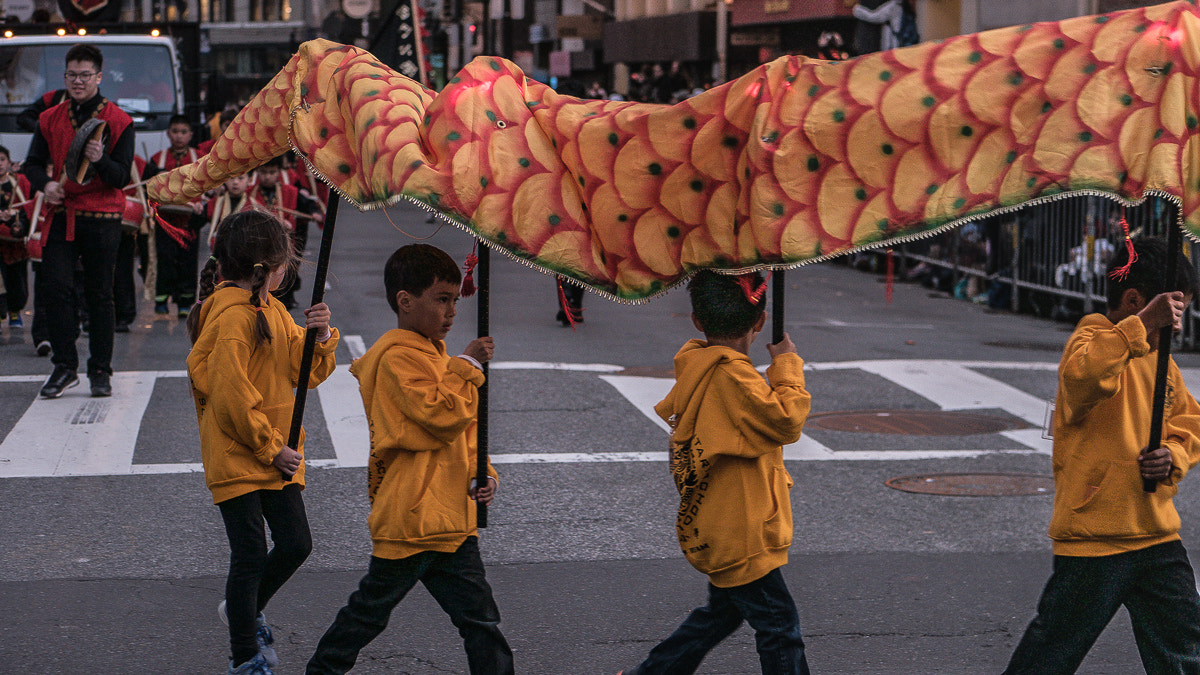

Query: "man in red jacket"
<box><xmin>23</xmin><ymin>44</ymin><xmax>134</xmax><ymax>399</ymax></box>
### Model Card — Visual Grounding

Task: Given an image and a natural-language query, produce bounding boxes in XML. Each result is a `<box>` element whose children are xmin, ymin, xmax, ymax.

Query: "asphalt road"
<box><xmin>3</xmin><ymin>201</ymin><xmax>1199</xmax><ymax>674</ymax></box>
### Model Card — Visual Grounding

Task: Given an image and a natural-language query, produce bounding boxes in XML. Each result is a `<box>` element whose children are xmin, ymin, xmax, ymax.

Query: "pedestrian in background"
<box><xmin>1004</xmin><ymin>237</ymin><xmax>1200</xmax><ymax>673</ymax></box>
<box><xmin>24</xmin><ymin>43</ymin><xmax>134</xmax><ymax>398</ymax></box>
<box><xmin>618</xmin><ymin>270</ymin><xmax>813</xmax><ymax>675</ymax></box>
<box><xmin>306</xmin><ymin>243</ymin><xmax>512</xmax><ymax>675</ymax></box>
<box><xmin>0</xmin><ymin>144</ymin><xmax>32</xmax><ymax>328</ymax></box>
<box><xmin>145</xmin><ymin>114</ymin><xmax>202</xmax><ymax>319</ymax></box>
<box><xmin>187</xmin><ymin>210</ymin><xmax>339</xmax><ymax>675</ymax></box>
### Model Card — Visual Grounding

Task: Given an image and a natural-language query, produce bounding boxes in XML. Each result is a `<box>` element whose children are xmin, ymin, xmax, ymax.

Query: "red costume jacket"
<box><xmin>0</xmin><ymin>172</ymin><xmax>31</xmax><ymax>264</ymax></box>
<box><xmin>39</xmin><ymin>98</ymin><xmax>132</xmax><ymax>218</ymax></box>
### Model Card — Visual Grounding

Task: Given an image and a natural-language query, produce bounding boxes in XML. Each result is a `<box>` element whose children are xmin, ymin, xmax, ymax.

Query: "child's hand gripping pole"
<box><xmin>284</xmin><ymin>196</ymin><xmax>340</xmax><ymax>480</ymax></box>
<box><xmin>1143</xmin><ymin>222</ymin><xmax>1184</xmax><ymax>493</ymax></box>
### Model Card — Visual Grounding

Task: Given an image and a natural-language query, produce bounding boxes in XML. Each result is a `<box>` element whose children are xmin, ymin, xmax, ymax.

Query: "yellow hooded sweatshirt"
<box><xmin>1049</xmin><ymin>313</ymin><xmax>1200</xmax><ymax>556</ymax></box>
<box><xmin>350</xmin><ymin>329</ymin><xmax>497</xmax><ymax>560</ymax></box>
<box><xmin>187</xmin><ymin>284</ymin><xmax>340</xmax><ymax>504</ymax></box>
<box><xmin>654</xmin><ymin>339</ymin><xmax>811</xmax><ymax>588</ymax></box>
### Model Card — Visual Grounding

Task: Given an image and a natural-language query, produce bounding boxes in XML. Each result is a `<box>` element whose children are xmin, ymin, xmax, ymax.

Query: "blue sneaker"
<box><xmin>9</xmin><ymin>313</ymin><xmax>22</xmax><ymax>328</ymax></box>
<box><xmin>226</xmin><ymin>651</ymin><xmax>273</xmax><ymax>675</ymax></box>
<box><xmin>218</xmin><ymin>600</ymin><xmax>278</xmax><ymax>667</ymax></box>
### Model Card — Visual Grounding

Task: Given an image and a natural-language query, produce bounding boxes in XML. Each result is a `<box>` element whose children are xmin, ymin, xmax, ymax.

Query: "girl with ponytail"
<box><xmin>185</xmin><ymin>209</ymin><xmax>340</xmax><ymax>675</ymax></box>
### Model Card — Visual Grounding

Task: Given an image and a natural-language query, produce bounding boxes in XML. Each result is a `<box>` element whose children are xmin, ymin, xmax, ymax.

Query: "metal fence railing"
<box><xmin>879</xmin><ymin>194</ymin><xmax>1200</xmax><ymax>349</ymax></box>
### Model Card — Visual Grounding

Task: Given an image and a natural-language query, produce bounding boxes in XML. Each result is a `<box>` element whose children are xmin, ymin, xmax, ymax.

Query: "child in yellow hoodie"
<box><xmin>620</xmin><ymin>269</ymin><xmax>813</xmax><ymax>675</ymax></box>
<box><xmin>187</xmin><ymin>210</ymin><xmax>339</xmax><ymax>675</ymax></box>
<box><xmin>306</xmin><ymin>243</ymin><xmax>512</xmax><ymax>675</ymax></box>
<box><xmin>1005</xmin><ymin>236</ymin><xmax>1200</xmax><ymax>673</ymax></box>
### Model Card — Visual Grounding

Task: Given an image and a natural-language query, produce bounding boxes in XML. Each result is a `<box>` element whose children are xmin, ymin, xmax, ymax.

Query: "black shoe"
<box><xmin>40</xmin><ymin>366</ymin><xmax>79</xmax><ymax>399</ymax></box>
<box><xmin>89</xmin><ymin>372</ymin><xmax>112</xmax><ymax>397</ymax></box>
<box><xmin>35</xmin><ymin>340</ymin><xmax>51</xmax><ymax>357</ymax></box>
<box><xmin>114</xmin><ymin>321</ymin><xmax>131</xmax><ymax>333</ymax></box>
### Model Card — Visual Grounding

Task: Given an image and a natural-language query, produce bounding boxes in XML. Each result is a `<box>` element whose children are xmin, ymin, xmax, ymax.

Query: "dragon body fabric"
<box><xmin>149</xmin><ymin>1</ymin><xmax>1200</xmax><ymax>302</ymax></box>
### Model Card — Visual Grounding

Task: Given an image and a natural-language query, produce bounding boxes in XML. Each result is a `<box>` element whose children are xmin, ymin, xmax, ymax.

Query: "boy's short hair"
<box><xmin>168</xmin><ymin>114</ymin><xmax>191</xmax><ymax>128</ymax></box>
<box><xmin>384</xmin><ymin>244</ymin><xmax>463</xmax><ymax>313</ymax></box>
<box><xmin>688</xmin><ymin>269</ymin><xmax>767</xmax><ymax>339</ymax></box>
<box><xmin>261</xmin><ymin>155</ymin><xmax>284</xmax><ymax>170</ymax></box>
<box><xmin>65</xmin><ymin>44</ymin><xmax>102</xmax><ymax>70</ymax></box>
<box><xmin>1106</xmin><ymin>236</ymin><xmax>1200</xmax><ymax>310</ymax></box>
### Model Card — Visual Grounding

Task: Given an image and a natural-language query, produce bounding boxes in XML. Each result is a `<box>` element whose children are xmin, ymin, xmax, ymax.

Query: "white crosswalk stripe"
<box><xmin>4</xmin><ymin>358</ymin><xmax>1193</xmax><ymax>478</ymax></box>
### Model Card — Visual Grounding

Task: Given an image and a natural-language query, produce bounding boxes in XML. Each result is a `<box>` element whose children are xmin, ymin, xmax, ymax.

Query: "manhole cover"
<box><xmin>983</xmin><ymin>340</ymin><xmax>1065</xmax><ymax>352</ymax></box>
<box><xmin>886</xmin><ymin>473</ymin><xmax>1054</xmax><ymax>496</ymax></box>
<box><xmin>806</xmin><ymin>410</ymin><xmax>1028</xmax><ymax>435</ymax></box>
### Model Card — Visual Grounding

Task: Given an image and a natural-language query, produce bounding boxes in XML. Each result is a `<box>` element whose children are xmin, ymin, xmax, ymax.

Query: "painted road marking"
<box><xmin>3</xmin><ymin>359</ymin><xmax>1194</xmax><ymax>478</ymax></box>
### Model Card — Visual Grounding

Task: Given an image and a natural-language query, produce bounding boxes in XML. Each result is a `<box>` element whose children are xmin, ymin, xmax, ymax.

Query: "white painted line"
<box><xmin>492</xmin><ymin>361</ymin><xmax>624</xmax><ymax>372</ymax></box>
<box><xmin>343</xmin><ymin>334</ymin><xmax>367</xmax><ymax>360</ymax></box>
<box><xmin>599</xmin><ymin>375</ymin><xmax>673</xmax><ymax>432</ymax></box>
<box><xmin>318</xmin><ymin>366</ymin><xmax>370</xmax><ymax>468</ymax></box>
<box><xmin>0</xmin><ymin>369</ymin><xmax>188</xmax><ymax>383</ymax></box>
<box><xmin>0</xmin><ymin>371</ymin><xmax>157</xmax><ymax>477</ymax></box>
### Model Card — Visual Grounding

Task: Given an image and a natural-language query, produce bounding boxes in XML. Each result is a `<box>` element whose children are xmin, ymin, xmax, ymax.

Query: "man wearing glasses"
<box><xmin>24</xmin><ymin>43</ymin><xmax>134</xmax><ymax>398</ymax></box>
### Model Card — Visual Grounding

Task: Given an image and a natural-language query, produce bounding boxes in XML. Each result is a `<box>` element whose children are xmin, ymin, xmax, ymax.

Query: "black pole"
<box><xmin>284</xmin><ymin>196</ymin><xmax>340</xmax><ymax>480</ymax></box>
<box><xmin>475</xmin><ymin>243</ymin><xmax>490</xmax><ymax>526</ymax></box>
<box><xmin>1145</xmin><ymin>222</ymin><xmax>1183</xmax><ymax>493</ymax></box>
<box><xmin>772</xmin><ymin>270</ymin><xmax>785</xmax><ymax>345</ymax></box>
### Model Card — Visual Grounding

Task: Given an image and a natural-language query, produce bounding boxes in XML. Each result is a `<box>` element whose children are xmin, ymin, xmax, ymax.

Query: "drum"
<box><xmin>156</xmin><ymin>203</ymin><xmax>194</xmax><ymax>221</ymax></box>
<box><xmin>122</xmin><ymin>197</ymin><xmax>144</xmax><ymax>234</ymax></box>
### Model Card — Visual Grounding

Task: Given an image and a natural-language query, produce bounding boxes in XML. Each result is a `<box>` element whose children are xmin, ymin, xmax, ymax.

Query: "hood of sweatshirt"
<box><xmin>350</xmin><ymin>328</ymin><xmax>444</xmax><ymax>412</ymax></box>
<box><xmin>656</xmin><ymin>339</ymin><xmax>747</xmax><ymax>436</ymax></box>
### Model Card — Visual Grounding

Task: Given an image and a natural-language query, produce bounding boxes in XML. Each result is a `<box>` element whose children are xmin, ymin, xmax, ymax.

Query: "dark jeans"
<box><xmin>632</xmin><ymin>568</ymin><xmax>810</xmax><ymax>675</ymax></box>
<box><xmin>0</xmin><ymin>258</ymin><xmax>28</xmax><ymax>316</ymax></box>
<box><xmin>218</xmin><ymin>484</ymin><xmax>312</xmax><ymax>665</ymax></box>
<box><xmin>39</xmin><ymin>214</ymin><xmax>119</xmax><ymax>375</ymax></box>
<box><xmin>306</xmin><ymin>537</ymin><xmax>514</xmax><ymax>675</ymax></box>
<box><xmin>1005</xmin><ymin>540</ymin><xmax>1200</xmax><ymax>674</ymax></box>
<box><xmin>113</xmin><ymin>231</ymin><xmax>137</xmax><ymax>325</ymax></box>
<box><xmin>153</xmin><ymin>223</ymin><xmax>197</xmax><ymax>306</ymax></box>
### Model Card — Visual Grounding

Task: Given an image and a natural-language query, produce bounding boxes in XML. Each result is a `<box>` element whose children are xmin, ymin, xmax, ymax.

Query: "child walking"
<box><xmin>306</xmin><ymin>243</ymin><xmax>513</xmax><ymax>675</ymax></box>
<box><xmin>1004</xmin><ymin>236</ymin><xmax>1200</xmax><ymax>673</ymax></box>
<box><xmin>619</xmin><ymin>269</ymin><xmax>813</xmax><ymax>675</ymax></box>
<box><xmin>186</xmin><ymin>210</ymin><xmax>340</xmax><ymax>675</ymax></box>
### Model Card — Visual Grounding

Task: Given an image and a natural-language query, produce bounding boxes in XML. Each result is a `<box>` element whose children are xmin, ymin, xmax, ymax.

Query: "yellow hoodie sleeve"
<box><xmin>369</xmin><ymin>349</ymin><xmax>486</xmax><ymax>452</ymax></box>
<box><xmin>1059</xmin><ymin>315</ymin><xmax>1150</xmax><ymax>425</ymax></box>
<box><xmin>207</xmin><ymin>326</ymin><xmax>285</xmax><ymax>465</ymax></box>
<box><xmin>283</xmin><ymin>313</ymin><xmax>340</xmax><ymax>388</ymax></box>
<box><xmin>1163</xmin><ymin>361</ymin><xmax>1200</xmax><ymax>487</ymax></box>
<box><xmin>723</xmin><ymin>353</ymin><xmax>811</xmax><ymax>454</ymax></box>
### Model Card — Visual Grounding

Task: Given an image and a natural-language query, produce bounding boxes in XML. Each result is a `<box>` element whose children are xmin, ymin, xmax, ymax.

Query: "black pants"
<box><xmin>39</xmin><ymin>214</ymin><xmax>119</xmax><ymax>375</ymax></box>
<box><xmin>113</xmin><ymin>231</ymin><xmax>137</xmax><ymax>325</ymax></box>
<box><xmin>0</xmin><ymin>258</ymin><xmax>28</xmax><ymax>317</ymax></box>
<box><xmin>633</xmin><ymin>568</ymin><xmax>810</xmax><ymax>675</ymax></box>
<box><xmin>218</xmin><ymin>484</ymin><xmax>312</xmax><ymax>666</ymax></box>
<box><xmin>154</xmin><ymin>223</ymin><xmax>197</xmax><ymax>307</ymax></box>
<box><xmin>306</xmin><ymin>537</ymin><xmax>514</xmax><ymax>675</ymax></box>
<box><xmin>1005</xmin><ymin>540</ymin><xmax>1200</xmax><ymax>674</ymax></box>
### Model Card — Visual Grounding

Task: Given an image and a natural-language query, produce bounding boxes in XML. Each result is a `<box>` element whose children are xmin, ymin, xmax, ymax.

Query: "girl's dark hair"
<box><xmin>384</xmin><ymin>244</ymin><xmax>462</xmax><ymax>313</ymax></box>
<box><xmin>687</xmin><ymin>270</ymin><xmax>767</xmax><ymax>339</ymax></box>
<box><xmin>187</xmin><ymin>210</ymin><xmax>297</xmax><ymax>345</ymax></box>
<box><xmin>1105</xmin><ymin>236</ymin><xmax>1200</xmax><ymax>311</ymax></box>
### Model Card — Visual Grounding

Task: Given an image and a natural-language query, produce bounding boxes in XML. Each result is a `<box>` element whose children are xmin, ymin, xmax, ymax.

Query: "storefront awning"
<box><xmin>602</xmin><ymin>11</ymin><xmax>716</xmax><ymax>63</ymax></box>
<box><xmin>731</xmin><ymin>0</ymin><xmax>850</xmax><ymax>27</ymax></box>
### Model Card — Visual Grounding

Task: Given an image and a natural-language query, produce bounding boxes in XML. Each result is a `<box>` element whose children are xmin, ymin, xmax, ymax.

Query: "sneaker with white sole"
<box><xmin>226</xmin><ymin>651</ymin><xmax>273</xmax><ymax>675</ymax></box>
<box><xmin>218</xmin><ymin>600</ymin><xmax>278</xmax><ymax>667</ymax></box>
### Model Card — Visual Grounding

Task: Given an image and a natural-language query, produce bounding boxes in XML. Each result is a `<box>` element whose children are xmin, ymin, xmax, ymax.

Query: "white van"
<box><xmin>0</xmin><ymin>33</ymin><xmax>186</xmax><ymax>163</ymax></box>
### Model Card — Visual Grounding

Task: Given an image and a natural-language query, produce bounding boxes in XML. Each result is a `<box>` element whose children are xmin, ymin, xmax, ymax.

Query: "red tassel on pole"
<box><xmin>557</xmin><ymin>276</ymin><xmax>578</xmax><ymax>330</ymax></box>
<box><xmin>1108</xmin><ymin>217</ymin><xmax>1137</xmax><ymax>282</ymax></box>
<box><xmin>886</xmin><ymin>249</ymin><xmax>894</xmax><ymax>304</ymax></box>
<box><xmin>461</xmin><ymin>241</ymin><xmax>479</xmax><ymax>297</ymax></box>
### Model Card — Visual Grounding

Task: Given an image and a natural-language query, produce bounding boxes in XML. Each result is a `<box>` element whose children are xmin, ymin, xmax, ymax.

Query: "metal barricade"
<box><xmin>892</xmin><ymin>195</ymin><xmax>1200</xmax><ymax>349</ymax></box>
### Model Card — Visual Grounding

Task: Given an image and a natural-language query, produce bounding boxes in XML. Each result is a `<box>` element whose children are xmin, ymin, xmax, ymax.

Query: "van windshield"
<box><xmin>0</xmin><ymin>43</ymin><xmax>176</xmax><ymax>114</ymax></box>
